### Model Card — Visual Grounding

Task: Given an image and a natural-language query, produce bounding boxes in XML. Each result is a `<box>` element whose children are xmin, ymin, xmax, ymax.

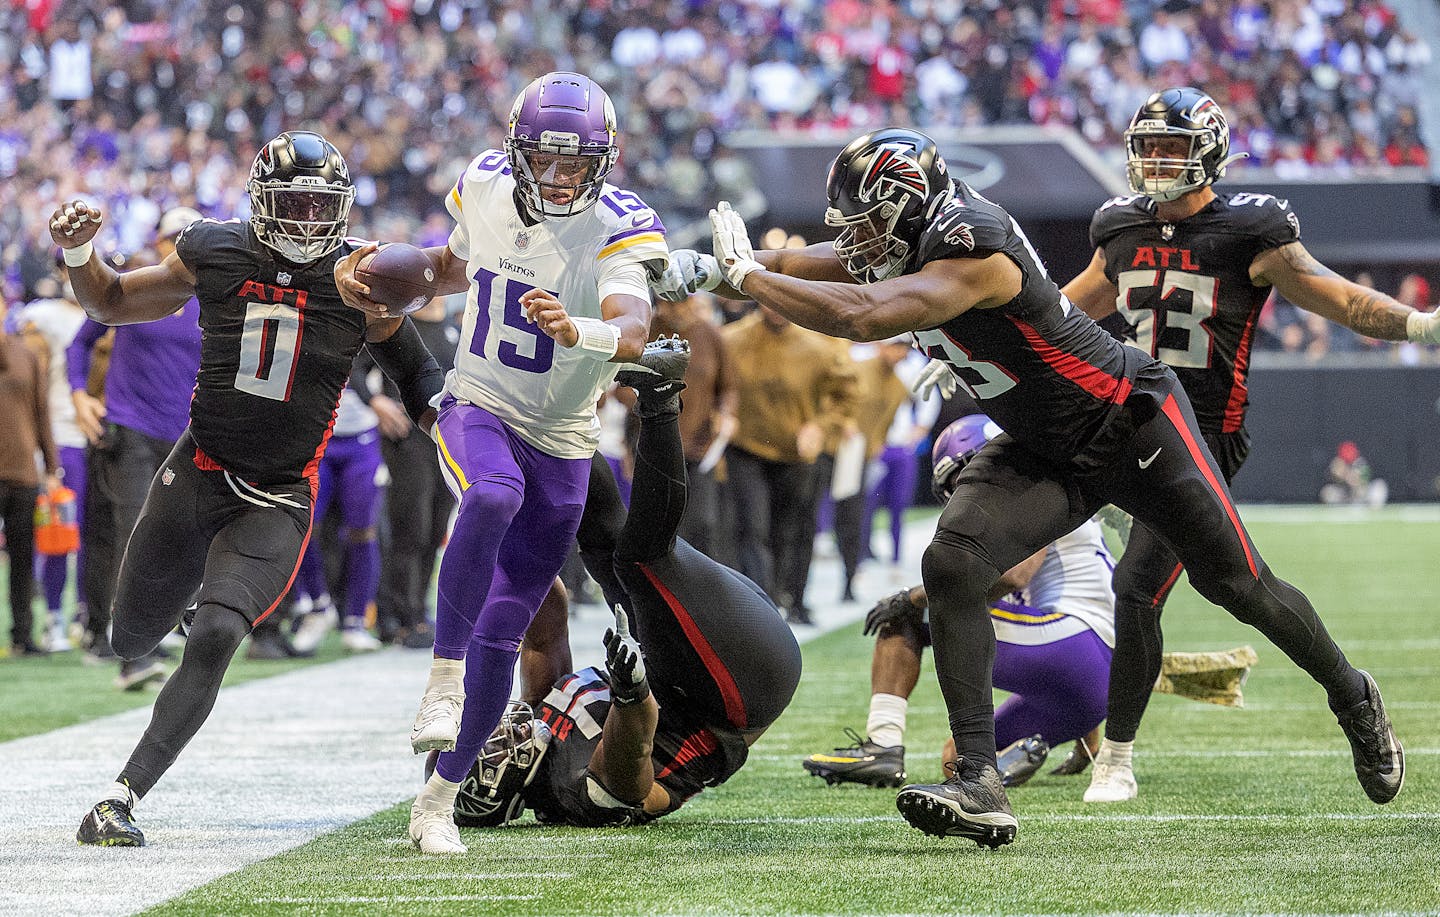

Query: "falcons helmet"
<box><xmin>1124</xmin><ymin>87</ymin><xmax>1247</xmax><ymax>203</ymax></box>
<box><xmin>247</xmin><ymin>131</ymin><xmax>354</xmax><ymax>263</ymax></box>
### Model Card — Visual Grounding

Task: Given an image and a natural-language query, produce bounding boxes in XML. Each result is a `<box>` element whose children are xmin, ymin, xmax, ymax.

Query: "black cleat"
<box><xmin>617</xmin><ymin>336</ymin><xmax>690</xmax><ymax>404</ymax></box>
<box><xmin>896</xmin><ymin>756</ymin><xmax>1018</xmax><ymax>849</ymax></box>
<box><xmin>77</xmin><ymin>798</ymin><xmax>145</xmax><ymax>847</ymax></box>
<box><xmin>1336</xmin><ymin>670</ymin><xmax>1404</xmax><ymax>804</ymax></box>
<box><xmin>996</xmin><ymin>734</ymin><xmax>1049</xmax><ymax>787</ymax></box>
<box><xmin>802</xmin><ymin>728</ymin><xmax>907</xmax><ymax>788</ymax></box>
<box><xmin>1048</xmin><ymin>739</ymin><xmax>1095</xmax><ymax>776</ymax></box>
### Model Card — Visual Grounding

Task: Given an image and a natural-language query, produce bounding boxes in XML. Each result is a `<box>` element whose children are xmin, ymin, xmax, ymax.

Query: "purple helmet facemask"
<box><xmin>505</xmin><ymin>72</ymin><xmax>619</xmax><ymax>220</ymax></box>
<box><xmin>931</xmin><ymin>414</ymin><xmax>1003</xmax><ymax>501</ymax></box>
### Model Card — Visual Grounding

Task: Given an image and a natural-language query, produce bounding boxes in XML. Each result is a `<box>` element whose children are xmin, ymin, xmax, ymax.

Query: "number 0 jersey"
<box><xmin>909</xmin><ymin>181</ymin><xmax>1153</xmax><ymax>469</ymax></box>
<box><xmin>1090</xmin><ymin>192</ymin><xmax>1300</xmax><ymax>434</ymax></box>
<box><xmin>176</xmin><ymin>219</ymin><xmax>366</xmax><ymax>484</ymax></box>
<box><xmin>443</xmin><ymin>150</ymin><xmax>670</xmax><ymax>459</ymax></box>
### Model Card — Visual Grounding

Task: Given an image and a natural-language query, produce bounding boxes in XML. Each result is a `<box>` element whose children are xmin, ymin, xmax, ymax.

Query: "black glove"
<box><xmin>862</xmin><ymin>589</ymin><xmax>924</xmax><ymax>637</ymax></box>
<box><xmin>604</xmin><ymin>604</ymin><xmax>650</xmax><ymax>705</ymax></box>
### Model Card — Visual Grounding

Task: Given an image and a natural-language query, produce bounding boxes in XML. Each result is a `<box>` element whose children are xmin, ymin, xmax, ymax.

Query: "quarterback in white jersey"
<box><xmin>335</xmin><ymin>72</ymin><xmax>666</xmax><ymax>855</ymax></box>
<box><xmin>443</xmin><ymin>147</ymin><xmax>668</xmax><ymax>458</ymax></box>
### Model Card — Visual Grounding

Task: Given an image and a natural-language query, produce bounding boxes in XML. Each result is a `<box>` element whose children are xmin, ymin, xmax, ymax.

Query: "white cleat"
<box><xmin>341</xmin><ymin>626</ymin><xmax>383</xmax><ymax>653</ymax></box>
<box><xmin>291</xmin><ymin>607</ymin><xmax>337</xmax><ymax>655</ymax></box>
<box><xmin>1083</xmin><ymin>760</ymin><xmax>1138</xmax><ymax>802</ymax></box>
<box><xmin>410</xmin><ymin>687</ymin><xmax>464</xmax><ymax>754</ymax></box>
<box><xmin>46</xmin><ymin>622</ymin><xmax>73</xmax><ymax>653</ymax></box>
<box><xmin>409</xmin><ymin>804</ymin><xmax>467</xmax><ymax>855</ymax></box>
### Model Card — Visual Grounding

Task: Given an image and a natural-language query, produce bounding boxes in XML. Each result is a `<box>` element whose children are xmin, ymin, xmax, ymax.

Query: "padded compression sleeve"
<box><xmin>365</xmin><ymin>318</ymin><xmax>444</xmax><ymax>423</ymax></box>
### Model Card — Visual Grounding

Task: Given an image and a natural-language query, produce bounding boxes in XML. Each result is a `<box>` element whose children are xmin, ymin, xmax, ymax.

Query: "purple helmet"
<box><xmin>506</xmin><ymin>72</ymin><xmax>619</xmax><ymax>220</ymax></box>
<box><xmin>931</xmin><ymin>414</ymin><xmax>1003</xmax><ymax>501</ymax></box>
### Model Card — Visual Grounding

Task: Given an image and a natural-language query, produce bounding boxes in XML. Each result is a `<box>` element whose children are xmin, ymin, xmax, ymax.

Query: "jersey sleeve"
<box><xmin>915</xmin><ymin>202</ymin><xmax>1011</xmax><ymax>263</ymax></box>
<box><xmin>1244</xmin><ymin>195</ymin><xmax>1301</xmax><ymax>252</ymax></box>
<box><xmin>595</xmin><ymin>193</ymin><xmax>669</xmax><ymax>301</ymax></box>
<box><xmin>174</xmin><ymin>218</ymin><xmax>219</xmax><ymax>272</ymax></box>
<box><xmin>1088</xmin><ymin>195</ymin><xmax>1146</xmax><ymax>250</ymax></box>
<box><xmin>444</xmin><ymin>161</ymin><xmax>474</xmax><ymax>262</ymax></box>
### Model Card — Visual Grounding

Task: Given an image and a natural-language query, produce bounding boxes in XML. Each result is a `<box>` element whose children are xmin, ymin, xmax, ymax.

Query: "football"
<box><xmin>356</xmin><ymin>242</ymin><xmax>437</xmax><ymax>315</ymax></box>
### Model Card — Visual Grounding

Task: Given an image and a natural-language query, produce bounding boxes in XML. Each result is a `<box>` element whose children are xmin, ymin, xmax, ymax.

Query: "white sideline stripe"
<box><xmin>256</xmin><ymin>894</ymin><xmax>538</xmax><ymax>903</ymax></box>
<box><xmin>0</xmin><ymin>522</ymin><xmax>921</xmax><ymax>917</ymax></box>
<box><xmin>370</xmin><ymin>872</ymin><xmax>572</xmax><ymax>880</ymax></box>
<box><xmin>703</xmin><ymin>812</ymin><xmax>1440</xmax><ymax>827</ymax></box>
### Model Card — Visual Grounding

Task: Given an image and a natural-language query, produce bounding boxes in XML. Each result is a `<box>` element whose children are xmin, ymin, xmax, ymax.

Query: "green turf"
<box><xmin>137</xmin><ymin>510</ymin><xmax>1439</xmax><ymax>916</ymax></box>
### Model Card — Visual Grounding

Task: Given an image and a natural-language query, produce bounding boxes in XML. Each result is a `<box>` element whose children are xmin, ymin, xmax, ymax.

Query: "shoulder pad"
<box><xmin>916</xmin><ymin>200</ymin><xmax>1009</xmax><ymax>263</ymax></box>
<box><xmin>1219</xmin><ymin>191</ymin><xmax>1301</xmax><ymax>247</ymax></box>
<box><xmin>1089</xmin><ymin>195</ymin><xmax>1150</xmax><ymax>249</ymax></box>
<box><xmin>594</xmin><ymin>186</ymin><xmax>666</xmax><ymax>234</ymax></box>
<box><xmin>463</xmin><ymin>149</ymin><xmax>513</xmax><ymax>184</ymax></box>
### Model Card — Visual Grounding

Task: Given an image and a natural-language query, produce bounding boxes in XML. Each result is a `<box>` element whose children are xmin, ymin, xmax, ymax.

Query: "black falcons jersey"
<box><xmin>911</xmin><ymin>181</ymin><xmax>1154</xmax><ymax>468</ymax></box>
<box><xmin>176</xmin><ymin>220</ymin><xmax>366</xmax><ymax>483</ymax></box>
<box><xmin>1090</xmin><ymin>191</ymin><xmax>1300</xmax><ymax>434</ymax></box>
<box><xmin>525</xmin><ymin>667</ymin><xmax>749</xmax><ymax>826</ymax></box>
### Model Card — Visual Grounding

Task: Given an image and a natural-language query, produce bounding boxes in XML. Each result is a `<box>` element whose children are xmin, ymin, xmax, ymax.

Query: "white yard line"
<box><xmin>0</xmin><ymin>526</ymin><xmax>923</xmax><ymax>917</ymax></box>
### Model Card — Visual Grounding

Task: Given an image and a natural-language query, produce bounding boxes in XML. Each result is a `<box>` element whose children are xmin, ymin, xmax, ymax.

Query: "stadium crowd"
<box><xmin>1</xmin><ymin>0</ymin><xmax>1432</xmax><ymax>304</ymax></box>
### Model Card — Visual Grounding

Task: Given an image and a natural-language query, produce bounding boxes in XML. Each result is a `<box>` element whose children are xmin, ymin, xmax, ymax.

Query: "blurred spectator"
<box><xmin>0</xmin><ymin>291</ymin><xmax>60</xmax><ymax>657</ymax></box>
<box><xmin>720</xmin><ymin>305</ymin><xmax>851</xmax><ymax>625</ymax></box>
<box><xmin>1319</xmin><ymin>441</ymin><xmax>1387</xmax><ymax>506</ymax></box>
<box><xmin>0</xmin><ymin>0</ymin><xmax>1429</xmax><ymax>316</ymax></box>
<box><xmin>14</xmin><ymin>281</ymin><xmax>88</xmax><ymax>652</ymax></box>
<box><xmin>650</xmin><ymin>294</ymin><xmax>737</xmax><ymax>561</ymax></box>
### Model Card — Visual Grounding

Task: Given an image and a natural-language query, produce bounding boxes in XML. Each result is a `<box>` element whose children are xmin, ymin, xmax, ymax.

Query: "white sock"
<box><xmin>426</xmin><ymin>657</ymin><xmax>465</xmax><ymax>693</ymax></box>
<box><xmin>415</xmin><ymin>773</ymin><xmax>461</xmax><ymax>812</ymax></box>
<box><xmin>103</xmin><ymin>780</ymin><xmax>137</xmax><ymax>808</ymax></box>
<box><xmin>866</xmin><ymin>693</ymin><xmax>908</xmax><ymax>748</ymax></box>
<box><xmin>1098</xmin><ymin>738</ymin><xmax>1134</xmax><ymax>768</ymax></box>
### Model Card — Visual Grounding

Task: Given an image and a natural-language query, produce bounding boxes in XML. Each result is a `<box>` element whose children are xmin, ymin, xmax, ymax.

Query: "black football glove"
<box><xmin>862</xmin><ymin>589</ymin><xmax>924</xmax><ymax>637</ymax></box>
<box><xmin>603</xmin><ymin>604</ymin><xmax>650</xmax><ymax>705</ymax></box>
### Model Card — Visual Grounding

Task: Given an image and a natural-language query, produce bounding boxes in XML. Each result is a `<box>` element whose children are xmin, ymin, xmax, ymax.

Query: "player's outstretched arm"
<box><xmin>710</xmin><ymin>201</ymin><xmax>1019</xmax><ymax>341</ymax></box>
<box><xmin>363</xmin><ymin>315</ymin><xmax>444</xmax><ymax>431</ymax></box>
<box><xmin>1062</xmin><ymin>248</ymin><xmax>1120</xmax><ymax>320</ymax></box>
<box><xmin>523</xmin><ymin>289</ymin><xmax>650</xmax><ymax>363</ymax></box>
<box><xmin>51</xmin><ymin>200</ymin><xmax>196</xmax><ymax>325</ymax></box>
<box><xmin>1252</xmin><ymin>242</ymin><xmax>1440</xmax><ymax>343</ymax></box>
<box><xmin>588</xmin><ymin>604</ymin><xmax>664</xmax><ymax>810</ymax></box>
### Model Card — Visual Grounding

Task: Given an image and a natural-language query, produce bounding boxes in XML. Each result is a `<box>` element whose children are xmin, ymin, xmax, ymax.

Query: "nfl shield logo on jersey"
<box><xmin>162</xmin><ymin>467</ymin><xmax>175</xmax><ymax>486</ymax></box>
<box><xmin>1160</xmin><ymin>224</ymin><xmax>1175</xmax><ymax>241</ymax></box>
<box><xmin>514</xmin><ymin>230</ymin><xmax>531</xmax><ymax>250</ymax></box>
<box><xmin>276</xmin><ymin>271</ymin><xmax>292</xmax><ymax>285</ymax></box>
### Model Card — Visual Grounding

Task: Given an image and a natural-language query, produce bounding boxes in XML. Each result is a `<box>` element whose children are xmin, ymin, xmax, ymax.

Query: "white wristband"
<box><xmin>62</xmin><ymin>241</ymin><xmax>93</xmax><ymax>268</ymax></box>
<box><xmin>571</xmin><ymin>316</ymin><xmax>620</xmax><ymax>360</ymax></box>
<box><xmin>1406</xmin><ymin>309</ymin><xmax>1440</xmax><ymax>344</ymax></box>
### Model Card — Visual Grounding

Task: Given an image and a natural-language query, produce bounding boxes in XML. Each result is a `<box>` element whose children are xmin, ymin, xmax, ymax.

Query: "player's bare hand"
<box><xmin>49</xmin><ymin>200</ymin><xmax>103</xmax><ymax>248</ymax></box>
<box><xmin>370</xmin><ymin>394</ymin><xmax>412</xmax><ymax>440</ymax></box>
<box><xmin>521</xmin><ymin>288</ymin><xmax>579</xmax><ymax>347</ymax></box>
<box><xmin>796</xmin><ymin>422</ymin><xmax>823</xmax><ymax>463</ymax></box>
<box><xmin>333</xmin><ymin>243</ymin><xmax>390</xmax><ymax>317</ymax></box>
<box><xmin>71</xmin><ymin>390</ymin><xmax>107</xmax><ymax>444</ymax></box>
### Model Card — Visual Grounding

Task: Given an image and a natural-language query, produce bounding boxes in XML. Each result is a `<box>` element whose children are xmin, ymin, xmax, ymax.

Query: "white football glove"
<box><xmin>603</xmin><ymin>604</ymin><xmax>649</xmax><ymax>705</ymax></box>
<box><xmin>652</xmin><ymin>249</ymin><xmax>720</xmax><ymax>303</ymax></box>
<box><xmin>912</xmin><ymin>359</ymin><xmax>958</xmax><ymax>400</ymax></box>
<box><xmin>709</xmin><ymin>201</ymin><xmax>766</xmax><ymax>292</ymax></box>
<box><xmin>1406</xmin><ymin>309</ymin><xmax>1440</xmax><ymax>344</ymax></box>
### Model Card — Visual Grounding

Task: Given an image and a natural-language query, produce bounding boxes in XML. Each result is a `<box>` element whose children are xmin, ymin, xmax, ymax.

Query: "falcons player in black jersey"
<box><xmin>656</xmin><ymin>126</ymin><xmax>1403</xmax><ymax>847</ymax></box>
<box><xmin>1062</xmin><ymin>87</ymin><xmax>1429</xmax><ymax>805</ymax></box>
<box><xmin>52</xmin><ymin>131</ymin><xmax>444</xmax><ymax>847</ymax></box>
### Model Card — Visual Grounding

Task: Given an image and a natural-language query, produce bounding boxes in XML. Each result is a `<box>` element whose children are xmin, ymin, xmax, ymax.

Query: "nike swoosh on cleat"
<box><xmin>1138</xmin><ymin>447</ymin><xmax>1162</xmax><ymax>469</ymax></box>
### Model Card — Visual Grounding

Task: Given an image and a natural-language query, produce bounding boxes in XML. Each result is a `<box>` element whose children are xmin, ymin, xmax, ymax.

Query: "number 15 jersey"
<box><xmin>443</xmin><ymin>150</ymin><xmax>670</xmax><ymax>459</ymax></box>
<box><xmin>1090</xmin><ymin>191</ymin><xmax>1300</xmax><ymax>435</ymax></box>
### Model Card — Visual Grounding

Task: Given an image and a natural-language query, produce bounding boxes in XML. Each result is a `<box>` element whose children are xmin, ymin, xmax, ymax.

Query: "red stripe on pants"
<box><xmin>638</xmin><ymin>563</ymin><xmax>748</xmax><ymax>729</ymax></box>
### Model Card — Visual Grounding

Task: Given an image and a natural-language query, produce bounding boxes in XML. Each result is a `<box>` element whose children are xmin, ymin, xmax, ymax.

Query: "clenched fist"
<box><xmin>50</xmin><ymin>200</ymin><xmax>104</xmax><ymax>249</ymax></box>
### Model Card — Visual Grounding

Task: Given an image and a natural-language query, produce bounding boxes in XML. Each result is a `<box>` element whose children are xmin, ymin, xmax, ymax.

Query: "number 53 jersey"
<box><xmin>177</xmin><ymin>219</ymin><xmax>366</xmax><ymax>484</ymax></box>
<box><xmin>443</xmin><ymin>149</ymin><xmax>670</xmax><ymax>459</ymax></box>
<box><xmin>1090</xmin><ymin>191</ymin><xmax>1300</xmax><ymax>435</ymax></box>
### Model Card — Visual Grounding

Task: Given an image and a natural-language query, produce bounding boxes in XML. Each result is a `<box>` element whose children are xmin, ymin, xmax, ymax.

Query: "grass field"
<box><xmin>6</xmin><ymin>509</ymin><xmax>1438</xmax><ymax>914</ymax></box>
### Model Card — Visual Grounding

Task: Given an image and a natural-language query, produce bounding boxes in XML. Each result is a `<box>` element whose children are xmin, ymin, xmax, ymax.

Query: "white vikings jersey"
<box><xmin>991</xmin><ymin>518</ymin><xmax>1117</xmax><ymax>648</ymax></box>
<box><xmin>443</xmin><ymin>149</ymin><xmax>669</xmax><ymax>458</ymax></box>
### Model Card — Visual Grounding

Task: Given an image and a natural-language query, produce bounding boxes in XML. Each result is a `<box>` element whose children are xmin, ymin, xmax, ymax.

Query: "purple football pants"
<box><xmin>431</xmin><ymin>399</ymin><xmax>589</xmax><ymax>783</ymax></box>
<box><xmin>294</xmin><ymin>430</ymin><xmax>382</xmax><ymax>626</ymax></box>
<box><xmin>40</xmin><ymin>445</ymin><xmax>87</xmax><ymax>613</ymax></box>
<box><xmin>993</xmin><ymin>629</ymin><xmax>1112</xmax><ymax>748</ymax></box>
<box><xmin>864</xmin><ymin>445</ymin><xmax>920</xmax><ymax>564</ymax></box>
